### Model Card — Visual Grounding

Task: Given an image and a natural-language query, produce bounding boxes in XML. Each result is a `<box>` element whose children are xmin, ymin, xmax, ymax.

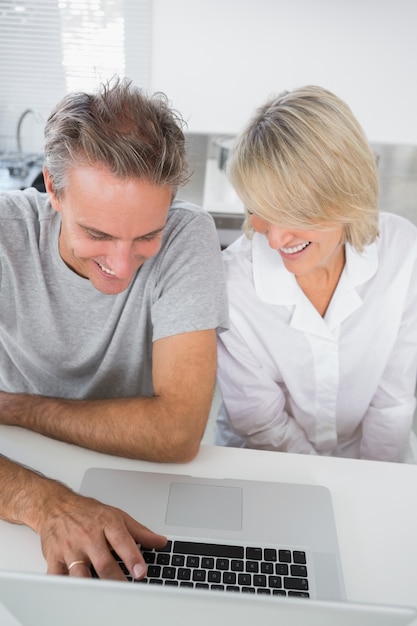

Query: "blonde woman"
<box><xmin>216</xmin><ymin>86</ymin><xmax>417</xmax><ymax>462</ymax></box>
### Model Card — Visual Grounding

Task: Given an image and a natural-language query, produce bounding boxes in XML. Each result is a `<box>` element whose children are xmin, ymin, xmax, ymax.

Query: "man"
<box><xmin>0</xmin><ymin>78</ymin><xmax>228</xmax><ymax>580</ymax></box>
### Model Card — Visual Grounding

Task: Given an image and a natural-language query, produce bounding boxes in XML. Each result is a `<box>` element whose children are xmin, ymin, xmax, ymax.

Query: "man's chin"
<box><xmin>90</xmin><ymin>276</ymin><xmax>131</xmax><ymax>296</ymax></box>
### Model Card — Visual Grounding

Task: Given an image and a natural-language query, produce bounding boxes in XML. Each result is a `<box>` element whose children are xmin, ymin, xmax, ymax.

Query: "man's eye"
<box><xmin>86</xmin><ymin>231</ymin><xmax>108</xmax><ymax>240</ymax></box>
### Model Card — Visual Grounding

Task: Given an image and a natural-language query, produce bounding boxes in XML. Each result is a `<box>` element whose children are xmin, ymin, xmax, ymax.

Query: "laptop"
<box><xmin>0</xmin><ymin>570</ymin><xmax>416</xmax><ymax>626</ymax></box>
<box><xmin>79</xmin><ymin>467</ymin><xmax>345</xmax><ymax>601</ymax></box>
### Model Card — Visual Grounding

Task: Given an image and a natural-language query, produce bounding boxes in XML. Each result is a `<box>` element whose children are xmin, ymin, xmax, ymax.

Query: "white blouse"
<box><xmin>216</xmin><ymin>213</ymin><xmax>417</xmax><ymax>462</ymax></box>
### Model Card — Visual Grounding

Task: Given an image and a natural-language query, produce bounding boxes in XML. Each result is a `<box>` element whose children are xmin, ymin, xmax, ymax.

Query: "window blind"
<box><xmin>0</xmin><ymin>0</ymin><xmax>151</xmax><ymax>153</ymax></box>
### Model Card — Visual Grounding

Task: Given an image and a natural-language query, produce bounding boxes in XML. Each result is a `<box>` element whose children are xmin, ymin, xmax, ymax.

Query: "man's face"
<box><xmin>45</xmin><ymin>164</ymin><xmax>172</xmax><ymax>295</ymax></box>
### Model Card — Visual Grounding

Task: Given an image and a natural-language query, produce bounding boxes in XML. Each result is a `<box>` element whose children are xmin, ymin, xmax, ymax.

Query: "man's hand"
<box><xmin>0</xmin><ymin>456</ymin><xmax>166</xmax><ymax>580</ymax></box>
<box><xmin>40</xmin><ymin>490</ymin><xmax>167</xmax><ymax>580</ymax></box>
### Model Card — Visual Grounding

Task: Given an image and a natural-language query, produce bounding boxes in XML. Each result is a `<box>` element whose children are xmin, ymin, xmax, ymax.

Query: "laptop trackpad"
<box><xmin>166</xmin><ymin>482</ymin><xmax>243</xmax><ymax>531</ymax></box>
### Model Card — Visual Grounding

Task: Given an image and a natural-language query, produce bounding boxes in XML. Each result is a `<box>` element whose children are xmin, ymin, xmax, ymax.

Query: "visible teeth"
<box><xmin>98</xmin><ymin>262</ymin><xmax>115</xmax><ymax>276</ymax></box>
<box><xmin>280</xmin><ymin>241</ymin><xmax>310</xmax><ymax>254</ymax></box>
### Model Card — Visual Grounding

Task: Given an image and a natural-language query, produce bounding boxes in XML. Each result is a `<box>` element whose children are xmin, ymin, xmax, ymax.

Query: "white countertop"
<box><xmin>1</xmin><ymin>424</ymin><xmax>417</xmax><ymax>622</ymax></box>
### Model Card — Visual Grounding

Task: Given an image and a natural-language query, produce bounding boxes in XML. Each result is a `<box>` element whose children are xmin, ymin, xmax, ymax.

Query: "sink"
<box><xmin>0</xmin><ymin>151</ymin><xmax>45</xmax><ymax>192</ymax></box>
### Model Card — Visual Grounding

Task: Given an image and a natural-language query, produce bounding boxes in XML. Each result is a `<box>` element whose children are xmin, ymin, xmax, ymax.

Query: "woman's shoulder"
<box><xmin>378</xmin><ymin>211</ymin><xmax>417</xmax><ymax>242</ymax></box>
<box><xmin>376</xmin><ymin>212</ymin><xmax>417</xmax><ymax>267</ymax></box>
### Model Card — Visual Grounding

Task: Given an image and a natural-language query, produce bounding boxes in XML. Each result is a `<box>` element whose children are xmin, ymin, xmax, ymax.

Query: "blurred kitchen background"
<box><xmin>1</xmin><ymin>0</ymin><xmax>417</xmax><ymax>247</ymax></box>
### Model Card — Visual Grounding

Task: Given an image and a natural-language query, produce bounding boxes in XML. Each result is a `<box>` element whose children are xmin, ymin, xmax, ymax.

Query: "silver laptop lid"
<box><xmin>0</xmin><ymin>572</ymin><xmax>416</xmax><ymax>626</ymax></box>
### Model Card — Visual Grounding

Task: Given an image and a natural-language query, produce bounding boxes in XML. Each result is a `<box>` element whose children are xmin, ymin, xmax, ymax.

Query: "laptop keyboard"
<box><xmin>111</xmin><ymin>540</ymin><xmax>310</xmax><ymax>598</ymax></box>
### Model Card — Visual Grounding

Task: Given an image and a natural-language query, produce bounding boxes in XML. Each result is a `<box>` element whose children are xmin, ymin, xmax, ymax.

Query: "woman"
<box><xmin>215</xmin><ymin>86</ymin><xmax>417</xmax><ymax>462</ymax></box>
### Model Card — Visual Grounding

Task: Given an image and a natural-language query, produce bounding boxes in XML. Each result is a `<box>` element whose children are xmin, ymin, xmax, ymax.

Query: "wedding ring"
<box><xmin>67</xmin><ymin>559</ymin><xmax>90</xmax><ymax>572</ymax></box>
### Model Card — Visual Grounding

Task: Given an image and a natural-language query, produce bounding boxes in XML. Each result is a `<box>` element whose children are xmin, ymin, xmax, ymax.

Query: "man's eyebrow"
<box><xmin>81</xmin><ymin>225</ymin><xmax>166</xmax><ymax>240</ymax></box>
<box><xmin>135</xmin><ymin>227</ymin><xmax>166</xmax><ymax>240</ymax></box>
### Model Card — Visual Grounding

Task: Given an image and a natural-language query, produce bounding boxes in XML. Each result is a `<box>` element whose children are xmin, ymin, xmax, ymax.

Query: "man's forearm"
<box><xmin>0</xmin><ymin>330</ymin><xmax>218</xmax><ymax>462</ymax></box>
<box><xmin>0</xmin><ymin>391</ymin><xmax>208</xmax><ymax>462</ymax></box>
<box><xmin>0</xmin><ymin>455</ymin><xmax>70</xmax><ymax>530</ymax></box>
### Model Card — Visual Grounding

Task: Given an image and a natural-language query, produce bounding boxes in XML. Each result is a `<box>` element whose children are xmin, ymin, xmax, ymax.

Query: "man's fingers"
<box><xmin>40</xmin><ymin>492</ymin><xmax>167</xmax><ymax>581</ymax></box>
<box><xmin>111</xmin><ymin>517</ymin><xmax>167</xmax><ymax>579</ymax></box>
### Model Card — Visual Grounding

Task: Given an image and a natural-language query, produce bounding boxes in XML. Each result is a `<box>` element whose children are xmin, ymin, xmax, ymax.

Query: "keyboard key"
<box><xmin>223</xmin><ymin>572</ymin><xmax>237</xmax><ymax>585</ymax></box>
<box><xmin>268</xmin><ymin>575</ymin><xmax>282</xmax><ymax>588</ymax></box>
<box><xmin>142</xmin><ymin>551</ymin><xmax>156</xmax><ymax>564</ymax></box>
<box><xmin>289</xmin><ymin>591</ymin><xmax>310</xmax><ymax>598</ymax></box>
<box><xmin>291</xmin><ymin>565</ymin><xmax>308</xmax><ymax>577</ymax></box>
<box><xmin>177</xmin><ymin>568</ymin><xmax>191</xmax><ymax>581</ymax></box>
<box><xmin>157</xmin><ymin>541</ymin><xmax>172</xmax><ymax>553</ymax></box>
<box><xmin>264</xmin><ymin>549</ymin><xmax>277</xmax><ymax>561</ymax></box>
<box><xmin>216</xmin><ymin>558</ymin><xmax>230</xmax><ymax>570</ymax></box>
<box><xmin>208</xmin><ymin>571</ymin><xmax>221</xmax><ymax>583</ymax></box>
<box><xmin>284</xmin><ymin>577</ymin><xmax>309</xmax><ymax>591</ymax></box>
<box><xmin>293</xmin><ymin>551</ymin><xmax>306</xmax><ymax>564</ymax></box>
<box><xmin>253</xmin><ymin>575</ymin><xmax>267</xmax><ymax>587</ymax></box>
<box><xmin>156</xmin><ymin>554</ymin><xmax>170</xmax><ymax>565</ymax></box>
<box><xmin>147</xmin><ymin>565</ymin><xmax>161</xmax><ymax>578</ymax></box>
<box><xmin>246</xmin><ymin>561</ymin><xmax>259</xmax><ymax>573</ymax></box>
<box><xmin>192</xmin><ymin>570</ymin><xmax>206</xmax><ymax>582</ymax></box>
<box><xmin>162</xmin><ymin>567</ymin><xmax>176</xmax><ymax>580</ymax></box>
<box><xmin>186</xmin><ymin>556</ymin><xmax>200</xmax><ymax>568</ymax></box>
<box><xmin>261</xmin><ymin>562</ymin><xmax>273</xmax><ymax>574</ymax></box>
<box><xmin>275</xmin><ymin>563</ymin><xmax>289</xmax><ymax>576</ymax></box>
<box><xmin>293</xmin><ymin>550</ymin><xmax>307</xmax><ymax>565</ymax></box>
<box><xmin>173</xmin><ymin>541</ymin><xmax>244</xmax><ymax>558</ymax></box>
<box><xmin>278</xmin><ymin>550</ymin><xmax>292</xmax><ymax>563</ymax></box>
<box><xmin>238</xmin><ymin>573</ymin><xmax>252</xmax><ymax>586</ymax></box>
<box><xmin>201</xmin><ymin>557</ymin><xmax>214</xmax><ymax>569</ymax></box>
<box><xmin>246</xmin><ymin>547</ymin><xmax>263</xmax><ymax>560</ymax></box>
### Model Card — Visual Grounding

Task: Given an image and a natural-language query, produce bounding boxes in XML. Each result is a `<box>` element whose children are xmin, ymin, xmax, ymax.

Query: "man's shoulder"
<box><xmin>167</xmin><ymin>198</ymin><xmax>213</xmax><ymax>225</ymax></box>
<box><xmin>0</xmin><ymin>187</ymin><xmax>53</xmax><ymax>222</ymax></box>
<box><xmin>163</xmin><ymin>199</ymin><xmax>218</xmax><ymax>247</ymax></box>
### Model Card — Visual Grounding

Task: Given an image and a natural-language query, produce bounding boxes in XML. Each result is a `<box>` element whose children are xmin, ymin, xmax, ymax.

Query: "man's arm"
<box><xmin>0</xmin><ymin>455</ymin><xmax>167</xmax><ymax>579</ymax></box>
<box><xmin>0</xmin><ymin>329</ymin><xmax>217</xmax><ymax>462</ymax></box>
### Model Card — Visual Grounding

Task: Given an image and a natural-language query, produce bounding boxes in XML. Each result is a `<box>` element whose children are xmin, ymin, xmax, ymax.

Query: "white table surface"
<box><xmin>1</xmin><ymin>424</ymin><xmax>417</xmax><ymax>622</ymax></box>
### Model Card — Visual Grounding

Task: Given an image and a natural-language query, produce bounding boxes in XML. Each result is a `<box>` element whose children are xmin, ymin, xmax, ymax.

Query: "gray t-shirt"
<box><xmin>0</xmin><ymin>188</ymin><xmax>228</xmax><ymax>399</ymax></box>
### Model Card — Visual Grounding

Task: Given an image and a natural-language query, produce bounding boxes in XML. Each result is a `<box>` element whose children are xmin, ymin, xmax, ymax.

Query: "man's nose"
<box><xmin>108</xmin><ymin>242</ymin><xmax>139</xmax><ymax>278</ymax></box>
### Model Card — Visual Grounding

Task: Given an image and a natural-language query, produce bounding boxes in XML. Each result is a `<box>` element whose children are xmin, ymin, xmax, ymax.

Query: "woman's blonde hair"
<box><xmin>227</xmin><ymin>86</ymin><xmax>379</xmax><ymax>252</ymax></box>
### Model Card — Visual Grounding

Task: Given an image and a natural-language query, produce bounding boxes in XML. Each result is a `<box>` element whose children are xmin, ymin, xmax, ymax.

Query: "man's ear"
<box><xmin>43</xmin><ymin>167</ymin><xmax>61</xmax><ymax>213</ymax></box>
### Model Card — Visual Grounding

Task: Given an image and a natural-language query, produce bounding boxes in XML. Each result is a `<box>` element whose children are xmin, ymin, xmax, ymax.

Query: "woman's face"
<box><xmin>249</xmin><ymin>213</ymin><xmax>345</xmax><ymax>278</ymax></box>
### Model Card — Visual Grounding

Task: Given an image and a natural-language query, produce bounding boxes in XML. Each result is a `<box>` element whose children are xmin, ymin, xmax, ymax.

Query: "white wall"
<box><xmin>151</xmin><ymin>0</ymin><xmax>417</xmax><ymax>144</ymax></box>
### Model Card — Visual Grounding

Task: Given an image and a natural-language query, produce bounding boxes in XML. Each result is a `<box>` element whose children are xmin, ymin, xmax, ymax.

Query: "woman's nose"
<box><xmin>265</xmin><ymin>225</ymin><xmax>292</xmax><ymax>250</ymax></box>
<box><xmin>249</xmin><ymin>214</ymin><xmax>295</xmax><ymax>250</ymax></box>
